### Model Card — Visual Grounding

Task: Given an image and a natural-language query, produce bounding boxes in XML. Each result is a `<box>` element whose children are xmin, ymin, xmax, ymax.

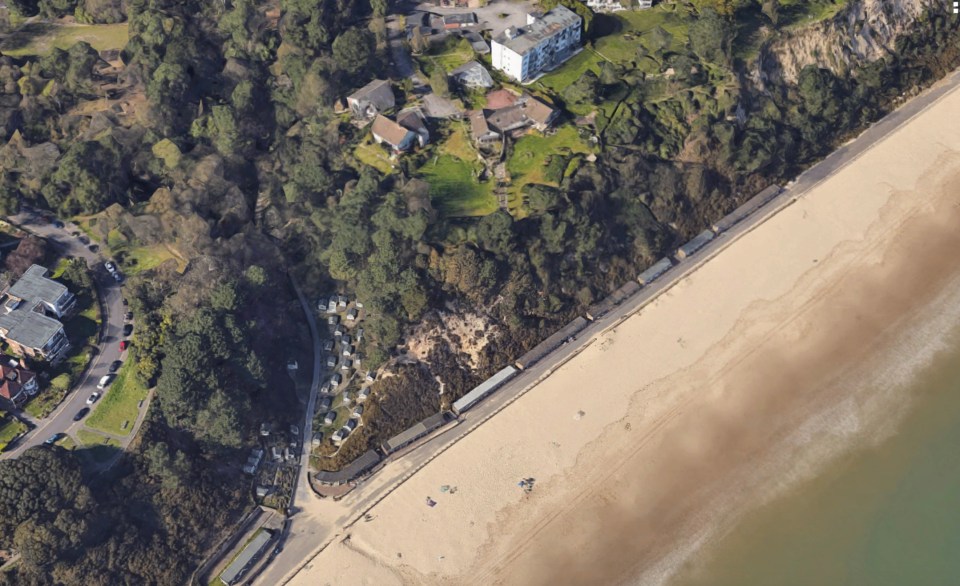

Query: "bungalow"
<box><xmin>450</xmin><ymin>61</ymin><xmax>494</xmax><ymax>89</ymax></box>
<box><xmin>371</xmin><ymin>115</ymin><xmax>418</xmax><ymax>153</ymax></box>
<box><xmin>341</xmin><ymin>358</ymin><xmax>353</xmax><ymax>370</ymax></box>
<box><xmin>346</xmin><ymin>308</ymin><xmax>359</xmax><ymax>321</ymax></box>
<box><xmin>442</xmin><ymin>13</ymin><xmax>476</xmax><ymax>28</ymax></box>
<box><xmin>353</xmin><ymin>405</ymin><xmax>364</xmax><ymax>418</ymax></box>
<box><xmin>319</xmin><ymin>396</ymin><xmax>332</xmax><ymax>411</ymax></box>
<box><xmin>485</xmin><ymin>94</ymin><xmax>557</xmax><ymax>134</ymax></box>
<box><xmin>323</xmin><ymin>411</ymin><xmax>337</xmax><ymax>425</ymax></box>
<box><xmin>357</xmin><ymin>387</ymin><xmax>371</xmax><ymax>402</ymax></box>
<box><xmin>469</xmin><ymin>110</ymin><xmax>500</xmax><ymax>147</ymax></box>
<box><xmin>346</xmin><ymin>79</ymin><xmax>395</xmax><ymax>119</ymax></box>
<box><xmin>0</xmin><ymin>357</ymin><xmax>37</xmax><ymax>407</ymax></box>
<box><xmin>326</xmin><ymin>355</ymin><xmax>337</xmax><ymax>368</ymax></box>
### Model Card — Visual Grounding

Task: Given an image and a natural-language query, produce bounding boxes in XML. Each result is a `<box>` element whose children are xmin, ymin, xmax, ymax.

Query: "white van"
<box><xmin>97</xmin><ymin>375</ymin><xmax>112</xmax><ymax>390</ymax></box>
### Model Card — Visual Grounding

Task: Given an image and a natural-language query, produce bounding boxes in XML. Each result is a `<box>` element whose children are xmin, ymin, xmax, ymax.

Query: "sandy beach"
<box><xmin>290</xmin><ymin>78</ymin><xmax>960</xmax><ymax>586</ymax></box>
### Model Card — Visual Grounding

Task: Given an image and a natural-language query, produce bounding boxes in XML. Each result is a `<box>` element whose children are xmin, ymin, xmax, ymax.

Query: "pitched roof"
<box><xmin>347</xmin><ymin>79</ymin><xmax>395</xmax><ymax>110</ymax></box>
<box><xmin>485</xmin><ymin>88</ymin><xmax>518</xmax><ymax>110</ymax></box>
<box><xmin>470</xmin><ymin>110</ymin><xmax>497</xmax><ymax>138</ymax></box>
<box><xmin>520</xmin><ymin>95</ymin><xmax>555</xmax><ymax>125</ymax></box>
<box><xmin>371</xmin><ymin>115</ymin><xmax>412</xmax><ymax>147</ymax></box>
<box><xmin>397</xmin><ymin>108</ymin><xmax>427</xmax><ymax>134</ymax></box>
<box><xmin>0</xmin><ymin>360</ymin><xmax>35</xmax><ymax>401</ymax></box>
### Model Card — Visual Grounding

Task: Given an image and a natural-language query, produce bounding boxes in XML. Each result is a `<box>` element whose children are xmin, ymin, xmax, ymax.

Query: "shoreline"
<box><xmin>288</xmin><ymin>75</ymin><xmax>960</xmax><ymax>586</ymax></box>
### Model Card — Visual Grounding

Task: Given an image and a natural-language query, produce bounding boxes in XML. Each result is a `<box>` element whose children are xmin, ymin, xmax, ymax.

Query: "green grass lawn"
<box><xmin>507</xmin><ymin>126</ymin><xmax>593</xmax><ymax>191</ymax></box>
<box><xmin>86</xmin><ymin>361</ymin><xmax>148</xmax><ymax>436</ymax></box>
<box><xmin>0</xmin><ymin>417</ymin><xmax>27</xmax><ymax>451</ymax></box>
<box><xmin>76</xmin><ymin>429</ymin><xmax>121</xmax><ymax>464</ymax></box>
<box><xmin>418</xmin><ymin>154</ymin><xmax>496</xmax><ymax>217</ymax></box>
<box><xmin>537</xmin><ymin>49</ymin><xmax>604</xmax><ymax>96</ymax></box>
<box><xmin>1</xmin><ymin>23</ymin><xmax>129</xmax><ymax>57</ymax></box>
<box><xmin>422</xmin><ymin>37</ymin><xmax>475</xmax><ymax>74</ymax></box>
<box><xmin>76</xmin><ymin>428</ymin><xmax>121</xmax><ymax>447</ymax></box>
<box><xmin>353</xmin><ymin>137</ymin><xmax>395</xmax><ymax>175</ymax></box>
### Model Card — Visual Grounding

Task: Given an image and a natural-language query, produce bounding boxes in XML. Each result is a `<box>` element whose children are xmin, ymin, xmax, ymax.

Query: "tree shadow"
<box><xmin>0</xmin><ymin>22</ymin><xmax>56</xmax><ymax>54</ymax></box>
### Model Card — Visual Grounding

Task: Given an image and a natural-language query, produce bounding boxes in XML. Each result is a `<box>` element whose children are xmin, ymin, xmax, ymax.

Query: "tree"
<box><xmin>7</xmin><ymin>0</ymin><xmax>39</xmax><ymax>17</ymax></box>
<box><xmin>332</xmin><ymin>27</ymin><xmax>376</xmax><ymax>76</ymax></box>
<box><xmin>563</xmin><ymin>69</ymin><xmax>599</xmax><ymax>106</ymax></box>
<box><xmin>429</xmin><ymin>65</ymin><xmax>450</xmax><ymax>98</ymax></box>
<box><xmin>476</xmin><ymin>210</ymin><xmax>514</xmax><ymax>256</ymax></box>
<box><xmin>688</xmin><ymin>8</ymin><xmax>733</xmax><ymax>66</ymax></box>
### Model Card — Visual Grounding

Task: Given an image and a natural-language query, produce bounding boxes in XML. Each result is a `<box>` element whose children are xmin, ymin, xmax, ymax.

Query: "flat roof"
<box><xmin>219</xmin><ymin>530</ymin><xmax>272</xmax><ymax>585</ymax></box>
<box><xmin>493</xmin><ymin>6</ymin><xmax>580</xmax><ymax>56</ymax></box>
<box><xmin>0</xmin><ymin>309</ymin><xmax>62</xmax><ymax>350</ymax></box>
<box><xmin>7</xmin><ymin>265</ymin><xmax>68</xmax><ymax>306</ymax></box>
<box><xmin>383</xmin><ymin>412</ymin><xmax>449</xmax><ymax>452</ymax></box>
<box><xmin>314</xmin><ymin>450</ymin><xmax>381</xmax><ymax>485</ymax></box>
<box><xmin>453</xmin><ymin>366</ymin><xmax>517</xmax><ymax>413</ymax></box>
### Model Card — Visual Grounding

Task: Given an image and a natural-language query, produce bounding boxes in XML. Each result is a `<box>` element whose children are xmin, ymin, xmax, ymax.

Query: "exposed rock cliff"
<box><xmin>753</xmin><ymin>0</ymin><xmax>940</xmax><ymax>86</ymax></box>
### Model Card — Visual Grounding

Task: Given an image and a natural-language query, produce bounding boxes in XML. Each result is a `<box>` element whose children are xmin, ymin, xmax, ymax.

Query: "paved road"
<box><xmin>254</xmin><ymin>67</ymin><xmax>960</xmax><ymax>586</ymax></box>
<box><xmin>2</xmin><ymin>209</ymin><xmax>128</xmax><ymax>458</ymax></box>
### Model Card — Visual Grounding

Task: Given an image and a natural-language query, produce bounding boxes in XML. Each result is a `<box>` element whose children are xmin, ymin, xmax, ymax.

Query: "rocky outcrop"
<box><xmin>753</xmin><ymin>0</ymin><xmax>940</xmax><ymax>86</ymax></box>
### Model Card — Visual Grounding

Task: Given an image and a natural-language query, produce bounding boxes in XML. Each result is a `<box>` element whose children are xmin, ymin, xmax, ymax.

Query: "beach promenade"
<box><xmin>260</xmin><ymin>69</ymin><xmax>960</xmax><ymax>586</ymax></box>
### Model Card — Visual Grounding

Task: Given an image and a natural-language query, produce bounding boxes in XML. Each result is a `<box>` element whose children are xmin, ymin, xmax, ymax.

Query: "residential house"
<box><xmin>358</xmin><ymin>387</ymin><xmax>371</xmax><ymax>402</ymax></box>
<box><xmin>371</xmin><ymin>115</ymin><xmax>418</xmax><ymax>153</ymax></box>
<box><xmin>442</xmin><ymin>13</ymin><xmax>476</xmax><ymax>28</ymax></box>
<box><xmin>0</xmin><ymin>265</ymin><xmax>74</xmax><ymax>362</ymax></box>
<box><xmin>491</xmin><ymin>6</ymin><xmax>582</xmax><ymax>82</ymax></box>
<box><xmin>469</xmin><ymin>110</ymin><xmax>500</xmax><ymax>148</ymax></box>
<box><xmin>396</xmin><ymin>108</ymin><xmax>430</xmax><ymax>147</ymax></box>
<box><xmin>346</xmin><ymin>308</ymin><xmax>359</xmax><ymax>321</ymax></box>
<box><xmin>0</xmin><ymin>357</ymin><xmax>37</xmax><ymax>407</ymax></box>
<box><xmin>353</xmin><ymin>405</ymin><xmax>364</xmax><ymax>418</ymax></box>
<box><xmin>450</xmin><ymin>61</ymin><xmax>494</xmax><ymax>89</ymax></box>
<box><xmin>324</xmin><ymin>411</ymin><xmax>337</xmax><ymax>425</ymax></box>
<box><xmin>485</xmin><ymin>94</ymin><xmax>558</xmax><ymax>135</ymax></box>
<box><xmin>346</xmin><ymin>79</ymin><xmax>395</xmax><ymax>119</ymax></box>
<box><xmin>341</xmin><ymin>359</ymin><xmax>353</xmax><ymax>370</ymax></box>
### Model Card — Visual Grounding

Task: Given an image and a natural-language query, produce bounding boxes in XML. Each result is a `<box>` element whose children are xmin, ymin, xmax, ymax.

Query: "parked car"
<box><xmin>44</xmin><ymin>433</ymin><xmax>63</xmax><ymax>445</ymax></box>
<box><xmin>97</xmin><ymin>375</ymin><xmax>113</xmax><ymax>390</ymax></box>
<box><xmin>109</xmin><ymin>360</ymin><xmax>122</xmax><ymax>373</ymax></box>
<box><xmin>122</xmin><ymin>298</ymin><xmax>128</xmax><ymax>306</ymax></box>
<box><xmin>78</xmin><ymin>235</ymin><xmax>89</xmax><ymax>244</ymax></box>
<box><xmin>86</xmin><ymin>392</ymin><xmax>100</xmax><ymax>405</ymax></box>
<box><xmin>113</xmin><ymin>272</ymin><xmax>123</xmax><ymax>283</ymax></box>
<box><xmin>125</xmin><ymin>312</ymin><xmax>133</xmax><ymax>321</ymax></box>
<box><xmin>52</xmin><ymin>220</ymin><xmax>64</xmax><ymax>228</ymax></box>
<box><xmin>73</xmin><ymin>407</ymin><xmax>90</xmax><ymax>421</ymax></box>
<box><xmin>119</xmin><ymin>340</ymin><xmax>128</xmax><ymax>351</ymax></box>
<box><xmin>104</xmin><ymin>261</ymin><xmax>117</xmax><ymax>273</ymax></box>
<box><xmin>123</xmin><ymin>324</ymin><xmax>133</xmax><ymax>336</ymax></box>
<box><xmin>88</xmin><ymin>244</ymin><xmax>99</xmax><ymax>252</ymax></box>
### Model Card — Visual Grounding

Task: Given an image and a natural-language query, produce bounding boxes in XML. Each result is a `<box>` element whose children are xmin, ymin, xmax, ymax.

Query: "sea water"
<box><xmin>672</xmin><ymin>330</ymin><xmax>960</xmax><ymax>586</ymax></box>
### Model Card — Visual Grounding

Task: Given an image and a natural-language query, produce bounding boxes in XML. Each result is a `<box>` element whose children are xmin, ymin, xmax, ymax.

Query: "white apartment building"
<box><xmin>491</xmin><ymin>6</ymin><xmax>582</xmax><ymax>83</ymax></box>
<box><xmin>586</xmin><ymin>0</ymin><xmax>652</xmax><ymax>12</ymax></box>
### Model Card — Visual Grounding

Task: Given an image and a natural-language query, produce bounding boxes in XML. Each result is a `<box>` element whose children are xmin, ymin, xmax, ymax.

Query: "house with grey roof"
<box><xmin>450</xmin><ymin>61</ymin><xmax>494</xmax><ymax>89</ymax></box>
<box><xmin>0</xmin><ymin>265</ymin><xmax>74</xmax><ymax>362</ymax></box>
<box><xmin>347</xmin><ymin>79</ymin><xmax>396</xmax><ymax>120</ymax></box>
<box><xmin>491</xmin><ymin>6</ymin><xmax>581</xmax><ymax>82</ymax></box>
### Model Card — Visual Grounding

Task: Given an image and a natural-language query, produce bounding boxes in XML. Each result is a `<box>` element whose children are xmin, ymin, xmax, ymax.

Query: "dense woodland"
<box><xmin>0</xmin><ymin>0</ymin><xmax>958</xmax><ymax>582</ymax></box>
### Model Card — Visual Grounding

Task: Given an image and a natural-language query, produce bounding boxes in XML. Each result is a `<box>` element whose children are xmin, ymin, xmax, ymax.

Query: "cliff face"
<box><xmin>753</xmin><ymin>0</ymin><xmax>939</xmax><ymax>86</ymax></box>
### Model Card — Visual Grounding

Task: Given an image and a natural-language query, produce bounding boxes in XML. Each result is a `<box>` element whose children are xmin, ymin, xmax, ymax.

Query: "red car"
<box><xmin>119</xmin><ymin>341</ymin><xmax>128</xmax><ymax>351</ymax></box>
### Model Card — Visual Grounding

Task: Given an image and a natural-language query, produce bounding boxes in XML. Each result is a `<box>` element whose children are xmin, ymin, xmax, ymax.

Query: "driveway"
<box><xmin>2</xmin><ymin>207</ymin><xmax>129</xmax><ymax>458</ymax></box>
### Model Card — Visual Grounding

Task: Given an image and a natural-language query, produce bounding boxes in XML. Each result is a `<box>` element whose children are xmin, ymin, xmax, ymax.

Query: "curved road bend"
<box><xmin>2</xmin><ymin>209</ymin><xmax>128</xmax><ymax>458</ymax></box>
<box><xmin>254</xmin><ymin>68</ymin><xmax>960</xmax><ymax>585</ymax></box>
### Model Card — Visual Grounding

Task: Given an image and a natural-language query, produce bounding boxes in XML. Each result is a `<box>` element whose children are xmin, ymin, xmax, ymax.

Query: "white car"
<box><xmin>97</xmin><ymin>375</ymin><xmax>113</xmax><ymax>390</ymax></box>
<box><xmin>104</xmin><ymin>261</ymin><xmax>117</xmax><ymax>274</ymax></box>
<box><xmin>86</xmin><ymin>392</ymin><xmax>100</xmax><ymax>405</ymax></box>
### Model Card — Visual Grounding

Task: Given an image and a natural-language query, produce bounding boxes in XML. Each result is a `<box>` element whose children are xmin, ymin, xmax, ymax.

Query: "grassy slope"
<box><xmin>1</xmin><ymin>23</ymin><xmax>129</xmax><ymax>57</ymax></box>
<box><xmin>86</xmin><ymin>361</ymin><xmax>148</xmax><ymax>436</ymax></box>
<box><xmin>507</xmin><ymin>126</ymin><xmax>593</xmax><ymax>190</ymax></box>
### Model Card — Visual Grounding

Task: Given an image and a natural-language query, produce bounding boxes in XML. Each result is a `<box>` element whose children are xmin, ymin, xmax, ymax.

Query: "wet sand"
<box><xmin>290</xmin><ymin>81</ymin><xmax>960</xmax><ymax>585</ymax></box>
